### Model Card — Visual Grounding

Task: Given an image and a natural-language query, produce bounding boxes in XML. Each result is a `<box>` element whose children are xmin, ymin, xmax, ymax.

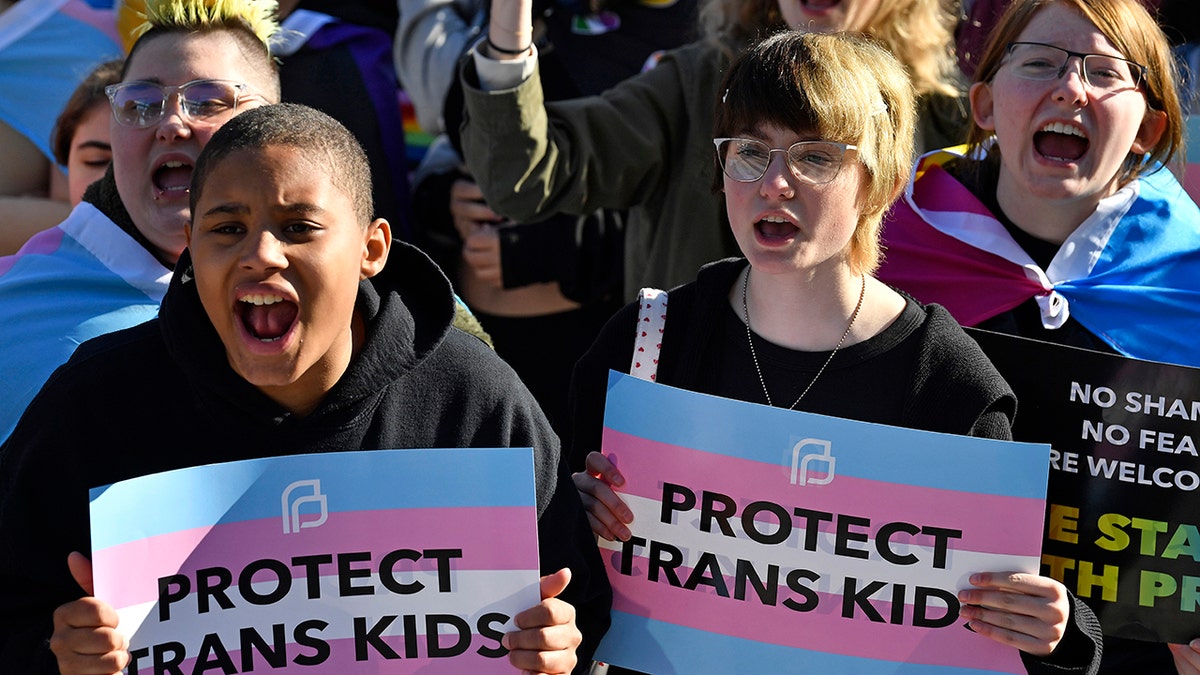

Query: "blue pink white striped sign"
<box><xmin>594</xmin><ymin>371</ymin><xmax>1051</xmax><ymax>674</ymax></box>
<box><xmin>89</xmin><ymin>447</ymin><xmax>540</xmax><ymax>674</ymax></box>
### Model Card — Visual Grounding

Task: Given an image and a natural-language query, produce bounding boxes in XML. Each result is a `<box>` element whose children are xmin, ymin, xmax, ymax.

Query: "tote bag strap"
<box><xmin>630</xmin><ymin>287</ymin><xmax>667</xmax><ymax>382</ymax></box>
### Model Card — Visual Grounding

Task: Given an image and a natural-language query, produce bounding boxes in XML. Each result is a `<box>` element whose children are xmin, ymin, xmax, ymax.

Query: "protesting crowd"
<box><xmin>0</xmin><ymin>0</ymin><xmax>1198</xmax><ymax>673</ymax></box>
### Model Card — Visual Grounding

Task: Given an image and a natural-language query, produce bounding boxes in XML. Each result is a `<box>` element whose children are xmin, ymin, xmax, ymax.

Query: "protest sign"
<box><xmin>89</xmin><ymin>447</ymin><xmax>540</xmax><ymax>674</ymax></box>
<box><xmin>594</xmin><ymin>371</ymin><xmax>1051</xmax><ymax>674</ymax></box>
<box><xmin>970</xmin><ymin>328</ymin><xmax>1200</xmax><ymax>643</ymax></box>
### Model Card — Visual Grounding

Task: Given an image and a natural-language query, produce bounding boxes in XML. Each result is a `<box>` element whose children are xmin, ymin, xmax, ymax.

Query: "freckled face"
<box><xmin>66</xmin><ymin>105</ymin><xmax>112</xmax><ymax>205</ymax></box>
<box><xmin>186</xmin><ymin>145</ymin><xmax>389</xmax><ymax>414</ymax></box>
<box><xmin>721</xmin><ymin>123</ymin><xmax>866</xmax><ymax>279</ymax></box>
<box><xmin>970</xmin><ymin>3</ymin><xmax>1163</xmax><ymax>209</ymax></box>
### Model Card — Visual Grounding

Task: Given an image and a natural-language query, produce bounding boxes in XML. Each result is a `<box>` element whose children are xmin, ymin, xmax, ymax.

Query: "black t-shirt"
<box><xmin>701</xmin><ymin>295</ymin><xmax>930</xmax><ymax>426</ymax></box>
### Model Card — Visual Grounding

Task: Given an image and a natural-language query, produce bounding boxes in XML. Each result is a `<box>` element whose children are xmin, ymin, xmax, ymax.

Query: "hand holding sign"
<box><xmin>573</xmin><ymin>451</ymin><xmax>634</xmax><ymax>542</ymax></box>
<box><xmin>957</xmin><ymin>571</ymin><xmax>1070</xmax><ymax>657</ymax></box>
<box><xmin>50</xmin><ymin>552</ymin><xmax>129</xmax><ymax>675</ymax></box>
<box><xmin>1170</xmin><ymin>640</ymin><xmax>1200</xmax><ymax>674</ymax></box>
<box><xmin>504</xmin><ymin>568</ymin><xmax>582</xmax><ymax>675</ymax></box>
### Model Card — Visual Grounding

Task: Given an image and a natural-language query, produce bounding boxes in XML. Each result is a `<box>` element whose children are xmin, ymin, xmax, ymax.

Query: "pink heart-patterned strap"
<box><xmin>630</xmin><ymin>287</ymin><xmax>667</xmax><ymax>382</ymax></box>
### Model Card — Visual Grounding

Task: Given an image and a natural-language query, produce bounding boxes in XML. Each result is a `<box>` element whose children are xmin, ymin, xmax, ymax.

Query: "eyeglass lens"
<box><xmin>717</xmin><ymin>139</ymin><xmax>849</xmax><ymax>184</ymax></box>
<box><xmin>1006</xmin><ymin>42</ymin><xmax>1143</xmax><ymax>91</ymax></box>
<box><xmin>108</xmin><ymin>80</ymin><xmax>242</xmax><ymax>128</ymax></box>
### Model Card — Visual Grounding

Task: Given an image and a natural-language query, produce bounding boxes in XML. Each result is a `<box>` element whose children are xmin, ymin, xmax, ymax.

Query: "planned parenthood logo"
<box><xmin>281</xmin><ymin>479</ymin><xmax>328</xmax><ymax>534</ymax></box>
<box><xmin>789</xmin><ymin>438</ymin><xmax>835</xmax><ymax>486</ymax></box>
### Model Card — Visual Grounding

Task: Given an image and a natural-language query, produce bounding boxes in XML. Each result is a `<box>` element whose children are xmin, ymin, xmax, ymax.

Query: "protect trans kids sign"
<box><xmin>594</xmin><ymin>371</ymin><xmax>1051</xmax><ymax>674</ymax></box>
<box><xmin>88</xmin><ymin>447</ymin><xmax>540</xmax><ymax>673</ymax></box>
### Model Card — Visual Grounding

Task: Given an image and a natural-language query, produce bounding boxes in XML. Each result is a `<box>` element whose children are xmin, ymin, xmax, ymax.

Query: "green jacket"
<box><xmin>460</xmin><ymin>39</ymin><xmax>967</xmax><ymax>297</ymax></box>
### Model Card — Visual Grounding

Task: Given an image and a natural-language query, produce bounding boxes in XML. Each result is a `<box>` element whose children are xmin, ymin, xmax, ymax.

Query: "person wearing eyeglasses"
<box><xmin>877</xmin><ymin>0</ymin><xmax>1199</xmax><ymax>672</ymax></box>
<box><xmin>878</xmin><ymin>0</ymin><xmax>1197</xmax><ymax>369</ymax></box>
<box><xmin>0</xmin><ymin>0</ymin><xmax>280</xmax><ymax>448</ymax></box>
<box><xmin>569</xmin><ymin>30</ymin><xmax>1103</xmax><ymax>675</ymax></box>
<box><xmin>458</xmin><ymin>0</ymin><xmax>967</xmax><ymax>301</ymax></box>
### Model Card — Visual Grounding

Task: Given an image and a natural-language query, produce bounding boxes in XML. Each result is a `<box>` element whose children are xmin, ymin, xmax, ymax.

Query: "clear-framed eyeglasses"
<box><xmin>1002</xmin><ymin>41</ymin><xmax>1147</xmax><ymax>92</ymax></box>
<box><xmin>713</xmin><ymin>138</ymin><xmax>857</xmax><ymax>184</ymax></box>
<box><xmin>105</xmin><ymin>79</ymin><xmax>260</xmax><ymax>128</ymax></box>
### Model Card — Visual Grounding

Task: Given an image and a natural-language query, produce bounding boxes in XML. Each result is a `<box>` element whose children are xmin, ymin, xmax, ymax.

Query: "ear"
<box><xmin>361</xmin><ymin>218</ymin><xmax>391</xmax><ymax>279</ymax></box>
<box><xmin>1131</xmin><ymin>108</ymin><xmax>1167</xmax><ymax>155</ymax></box>
<box><xmin>184</xmin><ymin>221</ymin><xmax>193</xmax><ymax>247</ymax></box>
<box><xmin>969</xmin><ymin>81</ymin><xmax>996</xmax><ymax>132</ymax></box>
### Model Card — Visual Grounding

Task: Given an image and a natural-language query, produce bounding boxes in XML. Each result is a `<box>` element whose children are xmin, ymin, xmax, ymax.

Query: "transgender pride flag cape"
<box><xmin>0</xmin><ymin>203</ymin><xmax>168</xmax><ymax>444</ymax></box>
<box><xmin>878</xmin><ymin>147</ymin><xmax>1200</xmax><ymax>368</ymax></box>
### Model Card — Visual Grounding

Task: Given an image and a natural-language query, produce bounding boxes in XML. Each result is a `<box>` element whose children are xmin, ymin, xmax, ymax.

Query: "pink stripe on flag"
<box><xmin>910</xmin><ymin>163</ymin><xmax>995</xmax><ymax>217</ymax></box>
<box><xmin>94</xmin><ymin>506</ymin><xmax>537</xmax><ymax>609</ymax></box>
<box><xmin>879</xmin><ymin>168</ymin><xmax>1043</xmax><ymax>326</ymax></box>
<box><xmin>140</xmin><ymin>633</ymin><xmax>517</xmax><ymax>674</ymax></box>
<box><xmin>606</xmin><ymin>553</ymin><xmax>1022</xmax><ymax>670</ymax></box>
<box><xmin>59</xmin><ymin>1</ymin><xmax>121</xmax><ymax>43</ymax></box>
<box><xmin>603</xmin><ymin>430</ymin><xmax>1044</xmax><ymax>557</ymax></box>
<box><xmin>0</xmin><ymin>227</ymin><xmax>66</xmax><ymax>277</ymax></box>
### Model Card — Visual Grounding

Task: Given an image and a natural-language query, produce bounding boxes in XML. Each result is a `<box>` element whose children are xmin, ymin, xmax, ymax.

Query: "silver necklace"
<box><xmin>741</xmin><ymin>268</ymin><xmax>866</xmax><ymax>409</ymax></box>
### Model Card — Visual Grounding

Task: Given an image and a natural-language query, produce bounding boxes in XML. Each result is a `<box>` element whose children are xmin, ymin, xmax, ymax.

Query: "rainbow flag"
<box><xmin>90</xmin><ymin>447</ymin><xmax>540</xmax><ymax>673</ymax></box>
<box><xmin>595</xmin><ymin>372</ymin><xmax>1049</xmax><ymax>674</ymax></box>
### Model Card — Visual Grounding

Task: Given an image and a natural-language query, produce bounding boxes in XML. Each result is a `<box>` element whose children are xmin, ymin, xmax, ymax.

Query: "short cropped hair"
<box><xmin>122</xmin><ymin>0</ymin><xmax>282</xmax><ymax>102</ymax></box>
<box><xmin>969</xmin><ymin>0</ymin><xmax>1183</xmax><ymax>181</ymax></box>
<box><xmin>714</xmin><ymin>31</ymin><xmax>916</xmax><ymax>274</ymax></box>
<box><xmin>190</xmin><ymin>103</ymin><xmax>374</xmax><ymax>225</ymax></box>
<box><xmin>51</xmin><ymin>59</ymin><xmax>123</xmax><ymax>167</ymax></box>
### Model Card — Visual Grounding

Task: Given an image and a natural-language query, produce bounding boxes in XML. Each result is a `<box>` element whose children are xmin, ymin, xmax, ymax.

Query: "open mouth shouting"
<box><xmin>153</xmin><ymin>159</ymin><xmax>194</xmax><ymax>199</ymax></box>
<box><xmin>1034</xmin><ymin>121</ymin><xmax>1089</xmax><ymax>163</ymax></box>
<box><xmin>755</xmin><ymin>215</ymin><xmax>800</xmax><ymax>245</ymax></box>
<box><xmin>236</xmin><ymin>292</ymin><xmax>299</xmax><ymax>350</ymax></box>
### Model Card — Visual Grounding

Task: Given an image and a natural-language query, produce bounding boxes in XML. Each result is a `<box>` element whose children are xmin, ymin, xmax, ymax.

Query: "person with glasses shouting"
<box><xmin>458</xmin><ymin>0</ymin><xmax>966</xmax><ymax>301</ymax></box>
<box><xmin>879</xmin><ymin>0</ymin><xmax>1197</xmax><ymax>368</ymax></box>
<box><xmin>0</xmin><ymin>0</ymin><xmax>280</xmax><ymax>449</ymax></box>
<box><xmin>569</xmin><ymin>31</ymin><xmax>1102</xmax><ymax>675</ymax></box>
<box><xmin>877</xmin><ymin>0</ymin><xmax>1198</xmax><ymax>672</ymax></box>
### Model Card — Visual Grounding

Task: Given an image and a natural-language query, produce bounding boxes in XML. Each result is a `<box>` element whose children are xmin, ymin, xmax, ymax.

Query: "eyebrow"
<box><xmin>202</xmin><ymin>203</ymin><xmax>249</xmax><ymax>217</ymax></box>
<box><xmin>74</xmin><ymin>141</ymin><xmax>111</xmax><ymax>152</ymax></box>
<box><xmin>201</xmin><ymin>202</ymin><xmax>328</xmax><ymax>218</ymax></box>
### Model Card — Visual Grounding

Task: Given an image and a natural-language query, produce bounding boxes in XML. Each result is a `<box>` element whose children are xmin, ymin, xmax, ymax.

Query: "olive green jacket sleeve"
<box><xmin>458</xmin><ymin>40</ymin><xmax>739</xmax><ymax>295</ymax></box>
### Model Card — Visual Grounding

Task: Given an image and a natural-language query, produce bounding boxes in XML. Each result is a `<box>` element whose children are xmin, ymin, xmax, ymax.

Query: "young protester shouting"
<box><xmin>458</xmin><ymin>0</ymin><xmax>966</xmax><ymax>299</ymax></box>
<box><xmin>875</xmin><ymin>0</ymin><xmax>1200</xmax><ymax>670</ymax></box>
<box><xmin>878</xmin><ymin>0</ymin><xmax>1199</xmax><ymax>367</ymax></box>
<box><xmin>0</xmin><ymin>102</ymin><xmax>610</xmax><ymax>675</ymax></box>
<box><xmin>569</xmin><ymin>30</ymin><xmax>1103</xmax><ymax>674</ymax></box>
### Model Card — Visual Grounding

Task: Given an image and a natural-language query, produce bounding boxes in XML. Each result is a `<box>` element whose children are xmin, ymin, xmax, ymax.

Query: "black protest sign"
<box><xmin>969</xmin><ymin>328</ymin><xmax>1200</xmax><ymax>643</ymax></box>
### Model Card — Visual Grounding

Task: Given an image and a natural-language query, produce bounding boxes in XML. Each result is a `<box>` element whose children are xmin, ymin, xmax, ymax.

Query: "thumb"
<box><xmin>67</xmin><ymin>551</ymin><xmax>94</xmax><ymax>596</ymax></box>
<box><xmin>540</xmin><ymin>567</ymin><xmax>571</xmax><ymax>601</ymax></box>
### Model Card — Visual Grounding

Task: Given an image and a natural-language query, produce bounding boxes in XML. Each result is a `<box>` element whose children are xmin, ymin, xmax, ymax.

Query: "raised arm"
<box><xmin>458</xmin><ymin>16</ymin><xmax>698</xmax><ymax>226</ymax></box>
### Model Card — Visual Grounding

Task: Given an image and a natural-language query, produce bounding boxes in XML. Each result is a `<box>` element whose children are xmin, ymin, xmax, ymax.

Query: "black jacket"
<box><xmin>0</xmin><ymin>242</ymin><xmax>610</xmax><ymax>673</ymax></box>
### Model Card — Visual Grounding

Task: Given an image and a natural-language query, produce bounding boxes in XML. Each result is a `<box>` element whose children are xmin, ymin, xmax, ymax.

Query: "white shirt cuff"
<box><xmin>471</xmin><ymin>42</ymin><xmax>538</xmax><ymax>91</ymax></box>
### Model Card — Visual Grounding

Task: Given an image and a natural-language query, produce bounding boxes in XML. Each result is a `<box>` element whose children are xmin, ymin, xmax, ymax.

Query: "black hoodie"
<box><xmin>0</xmin><ymin>241</ymin><xmax>611</xmax><ymax>673</ymax></box>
